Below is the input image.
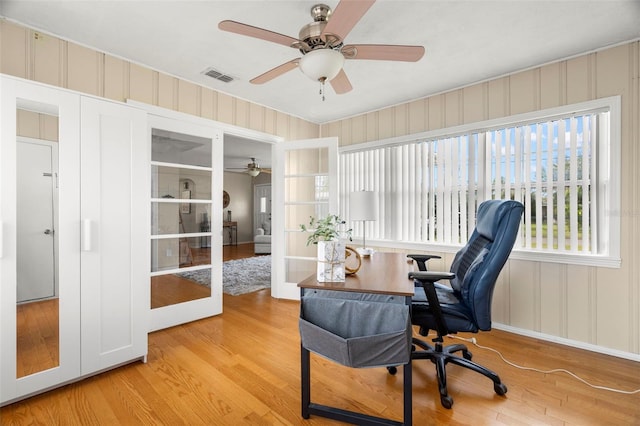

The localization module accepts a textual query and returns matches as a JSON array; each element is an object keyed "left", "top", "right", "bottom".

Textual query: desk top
[{"left": 297, "top": 252, "right": 415, "bottom": 297}]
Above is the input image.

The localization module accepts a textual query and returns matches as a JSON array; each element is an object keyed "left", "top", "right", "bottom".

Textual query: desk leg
[
  {"left": 301, "top": 344, "right": 311, "bottom": 419},
  {"left": 404, "top": 361, "right": 412, "bottom": 425},
  {"left": 300, "top": 343, "right": 408, "bottom": 425}
]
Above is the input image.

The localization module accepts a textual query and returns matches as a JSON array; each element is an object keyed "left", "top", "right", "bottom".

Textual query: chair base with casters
[
  {"left": 412, "top": 336, "right": 507, "bottom": 408},
  {"left": 388, "top": 336, "right": 507, "bottom": 409},
  {"left": 392, "top": 199, "right": 523, "bottom": 409}
]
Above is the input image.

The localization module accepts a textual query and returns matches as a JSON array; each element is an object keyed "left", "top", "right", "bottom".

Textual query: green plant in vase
[
  {"left": 300, "top": 214, "right": 352, "bottom": 245},
  {"left": 300, "top": 214, "right": 352, "bottom": 282}
]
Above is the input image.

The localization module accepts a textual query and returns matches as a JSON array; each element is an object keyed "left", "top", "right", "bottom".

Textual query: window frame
[{"left": 339, "top": 96, "right": 621, "bottom": 268}]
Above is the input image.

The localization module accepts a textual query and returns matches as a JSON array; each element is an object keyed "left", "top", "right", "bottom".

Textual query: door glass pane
[
  {"left": 285, "top": 147, "right": 328, "bottom": 174},
  {"left": 152, "top": 129, "right": 212, "bottom": 167},
  {"left": 16, "top": 103, "right": 60, "bottom": 378},
  {"left": 286, "top": 231, "right": 316, "bottom": 258},
  {"left": 151, "top": 267, "right": 211, "bottom": 309},
  {"left": 151, "top": 128, "right": 213, "bottom": 309},
  {"left": 285, "top": 258, "right": 315, "bottom": 283},
  {"left": 151, "top": 203, "right": 211, "bottom": 235},
  {"left": 151, "top": 236, "right": 210, "bottom": 272},
  {"left": 151, "top": 166, "right": 212, "bottom": 199},
  {"left": 285, "top": 176, "right": 329, "bottom": 203},
  {"left": 286, "top": 204, "right": 329, "bottom": 231}
]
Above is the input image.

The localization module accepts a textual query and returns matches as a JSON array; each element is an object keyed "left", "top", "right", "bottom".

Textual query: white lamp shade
[
  {"left": 247, "top": 169, "right": 260, "bottom": 177},
  {"left": 349, "top": 191, "right": 378, "bottom": 221},
  {"left": 299, "top": 49, "right": 345, "bottom": 82}
]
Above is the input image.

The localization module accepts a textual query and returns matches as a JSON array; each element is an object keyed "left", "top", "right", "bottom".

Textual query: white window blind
[{"left": 340, "top": 98, "right": 619, "bottom": 264}]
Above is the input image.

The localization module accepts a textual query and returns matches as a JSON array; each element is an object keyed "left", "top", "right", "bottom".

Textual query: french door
[
  {"left": 272, "top": 137, "right": 339, "bottom": 300},
  {"left": 147, "top": 113, "right": 224, "bottom": 331}
]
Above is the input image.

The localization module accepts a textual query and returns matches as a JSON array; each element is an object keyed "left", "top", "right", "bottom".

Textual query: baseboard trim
[{"left": 493, "top": 323, "right": 640, "bottom": 362}]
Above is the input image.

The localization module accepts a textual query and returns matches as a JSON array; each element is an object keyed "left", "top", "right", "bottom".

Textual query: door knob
[{"left": 44, "top": 229, "right": 53, "bottom": 235}]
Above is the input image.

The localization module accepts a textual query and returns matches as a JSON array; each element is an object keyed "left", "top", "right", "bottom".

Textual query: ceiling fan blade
[
  {"left": 250, "top": 59, "right": 299, "bottom": 84},
  {"left": 343, "top": 44, "right": 425, "bottom": 62},
  {"left": 321, "top": 0, "right": 375, "bottom": 41},
  {"left": 219, "top": 20, "right": 299, "bottom": 48},
  {"left": 330, "top": 69, "right": 353, "bottom": 94}
]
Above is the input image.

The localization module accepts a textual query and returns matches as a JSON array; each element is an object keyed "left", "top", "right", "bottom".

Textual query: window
[{"left": 340, "top": 97, "right": 620, "bottom": 267}]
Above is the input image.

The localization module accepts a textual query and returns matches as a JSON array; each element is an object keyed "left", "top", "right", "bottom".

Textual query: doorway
[{"left": 16, "top": 138, "right": 58, "bottom": 303}]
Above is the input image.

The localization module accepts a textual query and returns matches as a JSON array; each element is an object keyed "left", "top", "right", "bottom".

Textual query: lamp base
[{"left": 357, "top": 247, "right": 375, "bottom": 257}]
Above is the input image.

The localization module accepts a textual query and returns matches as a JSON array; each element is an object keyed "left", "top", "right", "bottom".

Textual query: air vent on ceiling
[{"left": 202, "top": 67, "right": 234, "bottom": 83}]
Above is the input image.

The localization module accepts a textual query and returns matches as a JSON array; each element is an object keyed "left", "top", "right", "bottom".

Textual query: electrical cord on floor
[{"left": 446, "top": 334, "right": 640, "bottom": 395}]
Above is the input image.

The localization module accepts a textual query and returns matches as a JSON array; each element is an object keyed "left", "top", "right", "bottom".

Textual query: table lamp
[{"left": 349, "top": 190, "right": 378, "bottom": 257}]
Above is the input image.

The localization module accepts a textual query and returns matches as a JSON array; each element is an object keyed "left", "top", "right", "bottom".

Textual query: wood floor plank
[{"left": 3, "top": 246, "right": 639, "bottom": 425}]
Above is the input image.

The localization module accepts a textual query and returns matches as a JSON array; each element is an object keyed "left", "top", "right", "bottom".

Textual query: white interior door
[
  {"left": 16, "top": 138, "right": 57, "bottom": 302},
  {"left": 272, "top": 137, "right": 339, "bottom": 300},
  {"left": 147, "top": 112, "right": 224, "bottom": 332},
  {"left": 79, "top": 97, "right": 148, "bottom": 374}
]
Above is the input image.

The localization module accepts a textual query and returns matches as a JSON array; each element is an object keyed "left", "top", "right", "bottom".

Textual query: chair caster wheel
[
  {"left": 440, "top": 395, "right": 453, "bottom": 409},
  {"left": 494, "top": 382, "right": 508, "bottom": 395},
  {"left": 387, "top": 366, "right": 397, "bottom": 375},
  {"left": 463, "top": 350, "right": 473, "bottom": 360}
]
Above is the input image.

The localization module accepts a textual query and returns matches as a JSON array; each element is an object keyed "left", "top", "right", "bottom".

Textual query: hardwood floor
[
  {"left": 16, "top": 298, "right": 59, "bottom": 378},
  {"left": 4, "top": 246, "right": 639, "bottom": 424},
  {"left": 223, "top": 243, "right": 261, "bottom": 262},
  {"left": 152, "top": 243, "right": 261, "bottom": 308}
]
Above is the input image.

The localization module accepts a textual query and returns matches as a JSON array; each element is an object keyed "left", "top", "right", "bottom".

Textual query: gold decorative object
[{"left": 344, "top": 245, "right": 362, "bottom": 275}]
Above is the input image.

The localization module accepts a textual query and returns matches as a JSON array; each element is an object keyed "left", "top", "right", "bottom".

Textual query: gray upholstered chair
[
  {"left": 254, "top": 222, "right": 271, "bottom": 254},
  {"left": 401, "top": 199, "right": 523, "bottom": 408}
]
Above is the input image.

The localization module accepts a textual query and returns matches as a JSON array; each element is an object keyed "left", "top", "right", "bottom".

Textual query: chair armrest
[
  {"left": 409, "top": 270, "right": 454, "bottom": 340},
  {"left": 408, "top": 271, "right": 455, "bottom": 282},
  {"left": 407, "top": 254, "right": 442, "bottom": 271}
]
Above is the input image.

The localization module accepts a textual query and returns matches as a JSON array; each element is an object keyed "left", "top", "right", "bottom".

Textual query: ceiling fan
[
  {"left": 228, "top": 158, "right": 271, "bottom": 177},
  {"left": 218, "top": 0, "right": 425, "bottom": 97}
]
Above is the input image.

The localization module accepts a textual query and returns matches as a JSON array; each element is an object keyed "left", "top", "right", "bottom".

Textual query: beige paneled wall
[
  {"left": 223, "top": 172, "right": 254, "bottom": 244},
  {"left": 323, "top": 41, "right": 640, "bottom": 357},
  {"left": 0, "top": 20, "right": 319, "bottom": 141},
  {"left": 17, "top": 110, "right": 58, "bottom": 141}
]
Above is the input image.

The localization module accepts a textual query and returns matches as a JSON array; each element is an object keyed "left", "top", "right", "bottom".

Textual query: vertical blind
[{"left": 340, "top": 110, "right": 609, "bottom": 255}]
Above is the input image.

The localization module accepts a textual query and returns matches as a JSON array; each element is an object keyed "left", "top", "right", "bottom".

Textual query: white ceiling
[
  {"left": 2, "top": 0, "right": 639, "bottom": 168},
  {"left": 223, "top": 135, "right": 273, "bottom": 171}
]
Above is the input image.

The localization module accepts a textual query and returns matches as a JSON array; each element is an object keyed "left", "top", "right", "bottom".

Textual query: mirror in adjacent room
[
  {"left": 15, "top": 101, "right": 60, "bottom": 378},
  {"left": 150, "top": 129, "right": 213, "bottom": 309}
]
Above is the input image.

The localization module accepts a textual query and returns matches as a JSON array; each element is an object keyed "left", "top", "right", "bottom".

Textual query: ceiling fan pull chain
[{"left": 320, "top": 80, "right": 326, "bottom": 101}]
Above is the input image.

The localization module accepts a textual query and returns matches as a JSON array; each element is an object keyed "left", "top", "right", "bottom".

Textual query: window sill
[
  {"left": 509, "top": 249, "right": 621, "bottom": 269},
  {"left": 367, "top": 239, "right": 621, "bottom": 269}
]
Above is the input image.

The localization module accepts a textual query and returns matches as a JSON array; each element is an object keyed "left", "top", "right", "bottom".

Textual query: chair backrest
[{"left": 448, "top": 199, "right": 523, "bottom": 330}]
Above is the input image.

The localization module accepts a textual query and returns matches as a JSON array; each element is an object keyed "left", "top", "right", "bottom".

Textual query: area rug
[{"left": 177, "top": 255, "right": 271, "bottom": 296}]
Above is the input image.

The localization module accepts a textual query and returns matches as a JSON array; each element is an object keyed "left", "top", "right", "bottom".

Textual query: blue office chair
[{"left": 403, "top": 199, "right": 523, "bottom": 408}]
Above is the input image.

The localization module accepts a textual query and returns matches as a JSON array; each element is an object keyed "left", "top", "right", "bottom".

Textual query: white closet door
[
  {"left": 1, "top": 76, "right": 82, "bottom": 404},
  {"left": 79, "top": 97, "right": 148, "bottom": 374}
]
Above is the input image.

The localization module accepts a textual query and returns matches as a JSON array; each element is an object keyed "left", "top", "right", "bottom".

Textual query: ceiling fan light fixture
[
  {"left": 247, "top": 168, "right": 260, "bottom": 177},
  {"left": 299, "top": 49, "right": 344, "bottom": 82}
]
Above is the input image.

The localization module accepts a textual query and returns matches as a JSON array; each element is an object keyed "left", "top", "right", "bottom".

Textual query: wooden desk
[
  {"left": 222, "top": 221, "right": 237, "bottom": 246},
  {"left": 298, "top": 253, "right": 415, "bottom": 426}
]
